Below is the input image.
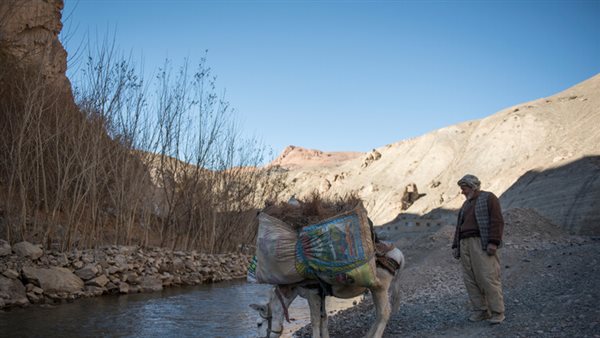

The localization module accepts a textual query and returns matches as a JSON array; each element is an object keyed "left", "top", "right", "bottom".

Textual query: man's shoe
[
  {"left": 488, "top": 312, "right": 505, "bottom": 324},
  {"left": 468, "top": 311, "right": 490, "bottom": 322}
]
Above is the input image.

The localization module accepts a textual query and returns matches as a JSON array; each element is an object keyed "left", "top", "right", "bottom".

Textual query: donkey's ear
[
  {"left": 249, "top": 303, "right": 270, "bottom": 317},
  {"left": 249, "top": 303, "right": 266, "bottom": 312}
]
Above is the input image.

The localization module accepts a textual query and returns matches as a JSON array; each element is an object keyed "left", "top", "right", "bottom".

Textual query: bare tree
[{"left": 0, "top": 20, "right": 285, "bottom": 252}]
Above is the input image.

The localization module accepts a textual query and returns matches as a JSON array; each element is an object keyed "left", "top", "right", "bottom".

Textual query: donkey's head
[{"left": 249, "top": 287, "right": 283, "bottom": 337}]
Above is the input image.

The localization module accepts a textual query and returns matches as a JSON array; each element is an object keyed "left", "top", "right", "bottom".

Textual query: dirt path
[{"left": 293, "top": 210, "right": 600, "bottom": 337}]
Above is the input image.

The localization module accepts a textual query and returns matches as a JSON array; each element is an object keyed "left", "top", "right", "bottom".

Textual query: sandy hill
[{"left": 274, "top": 74, "right": 600, "bottom": 235}]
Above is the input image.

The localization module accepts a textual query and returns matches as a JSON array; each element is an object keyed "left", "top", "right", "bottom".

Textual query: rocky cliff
[
  {"left": 274, "top": 74, "right": 600, "bottom": 235},
  {"left": 270, "top": 145, "right": 363, "bottom": 170},
  {"left": 0, "top": 0, "right": 72, "bottom": 95}
]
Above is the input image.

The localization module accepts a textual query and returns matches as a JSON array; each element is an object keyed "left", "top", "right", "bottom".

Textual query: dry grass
[{"left": 262, "top": 192, "right": 363, "bottom": 229}]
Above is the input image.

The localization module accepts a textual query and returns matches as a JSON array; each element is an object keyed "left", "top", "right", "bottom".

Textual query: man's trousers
[{"left": 460, "top": 237, "right": 505, "bottom": 314}]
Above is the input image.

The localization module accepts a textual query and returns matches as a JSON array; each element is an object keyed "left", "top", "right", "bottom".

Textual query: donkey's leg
[
  {"left": 303, "top": 288, "right": 323, "bottom": 337},
  {"left": 320, "top": 298, "right": 330, "bottom": 338},
  {"left": 366, "top": 284, "right": 391, "bottom": 338},
  {"left": 321, "top": 311, "right": 330, "bottom": 338}
]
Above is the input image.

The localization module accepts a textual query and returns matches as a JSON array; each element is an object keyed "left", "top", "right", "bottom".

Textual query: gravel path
[{"left": 293, "top": 209, "right": 600, "bottom": 337}]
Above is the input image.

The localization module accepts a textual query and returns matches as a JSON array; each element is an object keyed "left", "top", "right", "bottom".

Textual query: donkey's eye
[{"left": 257, "top": 322, "right": 262, "bottom": 327}]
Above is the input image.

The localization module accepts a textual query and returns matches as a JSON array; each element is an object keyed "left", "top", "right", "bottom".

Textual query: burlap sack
[{"left": 254, "top": 212, "right": 304, "bottom": 284}]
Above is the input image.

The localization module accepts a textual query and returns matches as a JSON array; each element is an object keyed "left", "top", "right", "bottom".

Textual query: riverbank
[{"left": 0, "top": 241, "right": 251, "bottom": 310}]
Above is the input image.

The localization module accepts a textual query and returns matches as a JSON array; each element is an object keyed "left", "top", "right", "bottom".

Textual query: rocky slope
[
  {"left": 273, "top": 74, "right": 600, "bottom": 235},
  {"left": 293, "top": 208, "right": 600, "bottom": 337}
]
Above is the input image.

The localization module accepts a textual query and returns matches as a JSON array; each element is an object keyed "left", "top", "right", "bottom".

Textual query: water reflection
[
  {"left": 0, "top": 280, "right": 361, "bottom": 338},
  {"left": 0, "top": 280, "right": 272, "bottom": 338}
]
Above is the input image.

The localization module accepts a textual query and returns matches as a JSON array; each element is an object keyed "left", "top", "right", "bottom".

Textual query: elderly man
[{"left": 452, "top": 174, "right": 505, "bottom": 324}]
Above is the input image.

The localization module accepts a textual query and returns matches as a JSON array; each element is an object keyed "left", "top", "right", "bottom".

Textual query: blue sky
[{"left": 62, "top": 0, "right": 600, "bottom": 155}]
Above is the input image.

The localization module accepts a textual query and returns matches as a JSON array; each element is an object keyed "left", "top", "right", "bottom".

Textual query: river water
[{"left": 0, "top": 280, "right": 361, "bottom": 338}]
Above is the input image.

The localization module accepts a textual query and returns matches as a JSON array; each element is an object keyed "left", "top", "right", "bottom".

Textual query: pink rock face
[{"left": 269, "top": 145, "right": 363, "bottom": 170}]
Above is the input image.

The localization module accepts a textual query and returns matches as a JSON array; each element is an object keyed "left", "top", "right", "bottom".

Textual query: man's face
[{"left": 460, "top": 185, "right": 474, "bottom": 198}]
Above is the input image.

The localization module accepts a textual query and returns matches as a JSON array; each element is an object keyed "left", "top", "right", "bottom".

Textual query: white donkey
[{"left": 250, "top": 247, "right": 405, "bottom": 338}]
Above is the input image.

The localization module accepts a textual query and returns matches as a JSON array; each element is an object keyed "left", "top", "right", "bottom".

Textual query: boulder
[
  {"left": 112, "top": 255, "right": 129, "bottom": 272},
  {"left": 84, "top": 285, "right": 105, "bottom": 297},
  {"left": 2, "top": 269, "right": 19, "bottom": 279},
  {"left": 52, "top": 253, "right": 70, "bottom": 267},
  {"left": 85, "top": 275, "right": 109, "bottom": 288},
  {"left": 27, "top": 292, "right": 43, "bottom": 304},
  {"left": 0, "top": 239, "right": 11, "bottom": 256},
  {"left": 118, "top": 282, "right": 130, "bottom": 294},
  {"left": 401, "top": 183, "right": 424, "bottom": 210},
  {"left": 106, "top": 266, "right": 120, "bottom": 275},
  {"left": 319, "top": 179, "right": 332, "bottom": 193},
  {"left": 128, "top": 284, "right": 140, "bottom": 294},
  {"left": 159, "top": 262, "right": 173, "bottom": 273},
  {"left": 105, "top": 282, "right": 119, "bottom": 294},
  {"left": 172, "top": 257, "right": 185, "bottom": 272},
  {"left": 139, "top": 276, "right": 163, "bottom": 293},
  {"left": 0, "top": 275, "right": 28, "bottom": 307},
  {"left": 124, "top": 272, "right": 139, "bottom": 284},
  {"left": 12, "top": 241, "right": 43, "bottom": 260},
  {"left": 81, "top": 254, "right": 94, "bottom": 264},
  {"left": 75, "top": 264, "right": 98, "bottom": 280},
  {"left": 22, "top": 266, "right": 84, "bottom": 293},
  {"left": 361, "top": 149, "right": 382, "bottom": 168}
]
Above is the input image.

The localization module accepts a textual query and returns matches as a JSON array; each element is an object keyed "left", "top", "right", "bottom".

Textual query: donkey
[{"left": 250, "top": 246, "right": 405, "bottom": 338}]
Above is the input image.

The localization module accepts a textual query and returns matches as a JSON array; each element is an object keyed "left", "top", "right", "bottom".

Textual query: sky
[{"left": 62, "top": 0, "right": 600, "bottom": 156}]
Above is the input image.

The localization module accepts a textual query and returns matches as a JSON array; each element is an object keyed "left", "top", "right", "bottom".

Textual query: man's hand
[{"left": 486, "top": 243, "right": 498, "bottom": 256}]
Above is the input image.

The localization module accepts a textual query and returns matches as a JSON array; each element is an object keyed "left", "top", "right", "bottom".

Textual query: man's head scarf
[{"left": 457, "top": 174, "right": 481, "bottom": 190}]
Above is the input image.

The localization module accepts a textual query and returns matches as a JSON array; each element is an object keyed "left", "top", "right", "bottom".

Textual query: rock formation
[
  {"left": 400, "top": 183, "right": 423, "bottom": 210},
  {"left": 274, "top": 74, "right": 600, "bottom": 235},
  {"left": 270, "top": 145, "right": 363, "bottom": 170},
  {"left": 0, "top": 0, "right": 72, "bottom": 95}
]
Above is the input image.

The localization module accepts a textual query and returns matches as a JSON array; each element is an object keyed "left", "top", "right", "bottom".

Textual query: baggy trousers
[{"left": 460, "top": 237, "right": 505, "bottom": 314}]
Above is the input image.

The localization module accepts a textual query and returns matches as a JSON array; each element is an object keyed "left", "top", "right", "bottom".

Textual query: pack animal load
[{"left": 248, "top": 197, "right": 377, "bottom": 287}]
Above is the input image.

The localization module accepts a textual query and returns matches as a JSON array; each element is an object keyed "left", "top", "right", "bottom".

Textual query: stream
[{"left": 0, "top": 280, "right": 360, "bottom": 337}]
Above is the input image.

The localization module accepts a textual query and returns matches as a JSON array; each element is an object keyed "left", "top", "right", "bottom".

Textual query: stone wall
[{"left": 0, "top": 240, "right": 251, "bottom": 309}]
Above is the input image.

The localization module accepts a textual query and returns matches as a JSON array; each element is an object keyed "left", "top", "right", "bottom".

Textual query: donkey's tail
[{"left": 389, "top": 248, "right": 406, "bottom": 314}]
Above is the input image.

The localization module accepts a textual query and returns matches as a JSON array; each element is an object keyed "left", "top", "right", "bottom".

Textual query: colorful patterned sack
[
  {"left": 295, "top": 204, "right": 377, "bottom": 287},
  {"left": 246, "top": 255, "right": 258, "bottom": 283}
]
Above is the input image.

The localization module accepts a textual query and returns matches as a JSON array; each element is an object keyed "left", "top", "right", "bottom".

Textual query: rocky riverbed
[
  {"left": 0, "top": 241, "right": 250, "bottom": 310},
  {"left": 294, "top": 208, "right": 600, "bottom": 337}
]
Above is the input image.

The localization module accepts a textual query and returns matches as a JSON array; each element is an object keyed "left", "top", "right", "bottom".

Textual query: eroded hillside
[{"left": 273, "top": 74, "right": 600, "bottom": 234}]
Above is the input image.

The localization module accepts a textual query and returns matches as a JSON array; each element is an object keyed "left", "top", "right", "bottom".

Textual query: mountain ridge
[{"left": 274, "top": 73, "right": 600, "bottom": 234}]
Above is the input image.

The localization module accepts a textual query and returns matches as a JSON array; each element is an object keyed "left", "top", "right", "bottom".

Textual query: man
[{"left": 452, "top": 174, "right": 505, "bottom": 324}]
